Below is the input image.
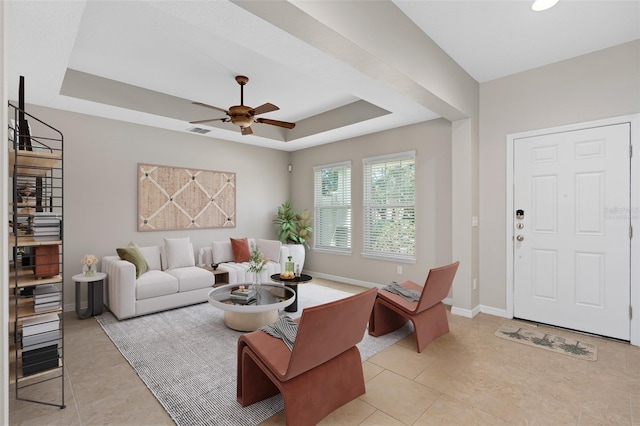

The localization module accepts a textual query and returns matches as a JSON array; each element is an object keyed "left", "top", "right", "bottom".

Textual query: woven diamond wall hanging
[{"left": 138, "top": 163, "right": 236, "bottom": 231}]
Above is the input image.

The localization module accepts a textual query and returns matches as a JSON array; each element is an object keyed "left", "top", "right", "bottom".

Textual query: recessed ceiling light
[{"left": 532, "top": 0, "right": 559, "bottom": 12}]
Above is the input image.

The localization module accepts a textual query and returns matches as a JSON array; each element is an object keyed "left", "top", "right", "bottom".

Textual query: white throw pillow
[
  {"left": 212, "top": 241, "right": 234, "bottom": 264},
  {"left": 138, "top": 245, "right": 162, "bottom": 271},
  {"left": 164, "top": 237, "right": 195, "bottom": 269},
  {"left": 256, "top": 239, "right": 282, "bottom": 264}
]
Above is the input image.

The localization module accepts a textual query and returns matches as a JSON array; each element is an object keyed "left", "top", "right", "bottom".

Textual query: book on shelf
[
  {"left": 34, "top": 296, "right": 61, "bottom": 306},
  {"left": 22, "top": 329, "right": 60, "bottom": 351},
  {"left": 34, "top": 301, "right": 62, "bottom": 313},
  {"left": 30, "top": 212, "right": 62, "bottom": 218},
  {"left": 31, "top": 226, "right": 60, "bottom": 233},
  {"left": 22, "top": 345, "right": 60, "bottom": 376},
  {"left": 32, "top": 231, "right": 61, "bottom": 237},
  {"left": 33, "top": 284, "right": 60, "bottom": 298},
  {"left": 22, "top": 313, "right": 60, "bottom": 337},
  {"left": 32, "top": 235, "right": 61, "bottom": 242},
  {"left": 34, "top": 292, "right": 61, "bottom": 303}
]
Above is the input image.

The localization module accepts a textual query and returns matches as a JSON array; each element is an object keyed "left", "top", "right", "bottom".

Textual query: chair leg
[
  {"left": 237, "top": 346, "right": 280, "bottom": 406},
  {"left": 412, "top": 302, "right": 449, "bottom": 353},
  {"left": 280, "top": 346, "right": 365, "bottom": 426},
  {"left": 368, "top": 299, "right": 409, "bottom": 337}
]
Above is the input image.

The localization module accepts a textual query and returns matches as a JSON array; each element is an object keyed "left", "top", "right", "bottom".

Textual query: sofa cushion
[
  {"left": 164, "top": 237, "right": 195, "bottom": 269},
  {"left": 230, "top": 237, "right": 250, "bottom": 262},
  {"left": 166, "top": 267, "right": 214, "bottom": 292},
  {"left": 138, "top": 245, "right": 162, "bottom": 271},
  {"left": 136, "top": 270, "right": 179, "bottom": 300},
  {"left": 256, "top": 239, "right": 282, "bottom": 264},
  {"left": 212, "top": 241, "right": 234, "bottom": 264},
  {"left": 117, "top": 243, "right": 149, "bottom": 278}
]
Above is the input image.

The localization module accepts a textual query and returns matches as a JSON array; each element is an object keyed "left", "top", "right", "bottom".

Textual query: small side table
[
  {"left": 270, "top": 273, "right": 312, "bottom": 312},
  {"left": 73, "top": 272, "right": 107, "bottom": 319},
  {"left": 197, "top": 264, "right": 229, "bottom": 286}
]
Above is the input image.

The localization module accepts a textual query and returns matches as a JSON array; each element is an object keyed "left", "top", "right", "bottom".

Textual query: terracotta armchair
[
  {"left": 369, "top": 261, "right": 459, "bottom": 353},
  {"left": 237, "top": 287, "right": 378, "bottom": 426}
]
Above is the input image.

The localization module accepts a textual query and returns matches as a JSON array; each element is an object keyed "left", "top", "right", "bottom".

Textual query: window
[
  {"left": 363, "top": 151, "right": 415, "bottom": 262},
  {"left": 313, "top": 161, "right": 351, "bottom": 253}
]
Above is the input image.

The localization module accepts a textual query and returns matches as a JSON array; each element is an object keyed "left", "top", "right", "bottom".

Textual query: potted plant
[{"left": 273, "top": 200, "right": 313, "bottom": 270}]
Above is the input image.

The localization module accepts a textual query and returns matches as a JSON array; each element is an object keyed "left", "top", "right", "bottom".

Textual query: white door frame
[{"left": 506, "top": 114, "right": 640, "bottom": 346}]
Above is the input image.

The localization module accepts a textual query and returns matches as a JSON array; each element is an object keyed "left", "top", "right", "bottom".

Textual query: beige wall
[
  {"left": 292, "top": 119, "right": 453, "bottom": 287},
  {"left": 479, "top": 40, "right": 640, "bottom": 310},
  {"left": 22, "top": 105, "right": 291, "bottom": 309}
]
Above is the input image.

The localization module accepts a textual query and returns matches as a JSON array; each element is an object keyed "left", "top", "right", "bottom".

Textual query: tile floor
[{"left": 9, "top": 279, "right": 640, "bottom": 425}]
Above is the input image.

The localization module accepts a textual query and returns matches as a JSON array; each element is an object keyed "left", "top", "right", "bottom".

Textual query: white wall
[
  {"left": 21, "top": 105, "right": 291, "bottom": 309},
  {"left": 479, "top": 40, "right": 640, "bottom": 311},
  {"left": 292, "top": 119, "right": 453, "bottom": 288}
]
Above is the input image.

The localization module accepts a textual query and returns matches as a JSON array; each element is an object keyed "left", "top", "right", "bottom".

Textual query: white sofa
[
  {"left": 102, "top": 238, "right": 214, "bottom": 320},
  {"left": 198, "top": 238, "right": 287, "bottom": 285}
]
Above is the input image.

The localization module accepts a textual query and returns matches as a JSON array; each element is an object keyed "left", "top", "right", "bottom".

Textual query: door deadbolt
[
  {"left": 516, "top": 235, "right": 524, "bottom": 241},
  {"left": 516, "top": 223, "right": 524, "bottom": 229}
]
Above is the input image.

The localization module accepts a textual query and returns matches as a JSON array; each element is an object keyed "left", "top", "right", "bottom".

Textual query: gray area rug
[{"left": 96, "top": 284, "right": 412, "bottom": 426}]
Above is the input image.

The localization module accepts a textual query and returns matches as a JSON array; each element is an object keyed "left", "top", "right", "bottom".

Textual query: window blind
[
  {"left": 363, "top": 151, "right": 415, "bottom": 261},
  {"left": 313, "top": 161, "right": 352, "bottom": 253}
]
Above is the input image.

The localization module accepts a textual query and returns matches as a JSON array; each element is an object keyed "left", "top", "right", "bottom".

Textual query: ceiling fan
[{"left": 190, "top": 75, "right": 296, "bottom": 135}]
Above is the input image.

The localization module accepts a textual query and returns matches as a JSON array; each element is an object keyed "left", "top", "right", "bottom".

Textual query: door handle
[{"left": 516, "top": 235, "right": 524, "bottom": 241}]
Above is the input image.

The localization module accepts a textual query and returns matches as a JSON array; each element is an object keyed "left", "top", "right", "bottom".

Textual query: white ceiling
[{"left": 7, "top": 0, "right": 640, "bottom": 151}]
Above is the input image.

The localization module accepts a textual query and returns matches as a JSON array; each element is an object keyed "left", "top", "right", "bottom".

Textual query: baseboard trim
[
  {"left": 451, "top": 305, "right": 479, "bottom": 318},
  {"left": 305, "top": 270, "right": 380, "bottom": 289},
  {"left": 479, "top": 305, "right": 510, "bottom": 318},
  {"left": 306, "top": 271, "right": 512, "bottom": 321}
]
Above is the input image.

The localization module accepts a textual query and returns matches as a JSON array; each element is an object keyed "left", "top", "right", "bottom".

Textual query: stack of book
[
  {"left": 229, "top": 286, "right": 257, "bottom": 304},
  {"left": 33, "top": 284, "right": 61, "bottom": 313},
  {"left": 29, "top": 212, "right": 62, "bottom": 241},
  {"left": 21, "top": 313, "right": 60, "bottom": 376}
]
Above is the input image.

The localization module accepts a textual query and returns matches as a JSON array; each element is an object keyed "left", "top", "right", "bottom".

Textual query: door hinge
[
  {"left": 631, "top": 224, "right": 633, "bottom": 239},
  {"left": 630, "top": 305, "right": 633, "bottom": 320},
  {"left": 630, "top": 144, "right": 633, "bottom": 158}
]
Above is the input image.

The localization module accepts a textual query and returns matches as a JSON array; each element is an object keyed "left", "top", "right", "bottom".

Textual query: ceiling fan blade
[
  {"left": 241, "top": 126, "right": 253, "bottom": 135},
  {"left": 255, "top": 118, "right": 296, "bottom": 129},
  {"left": 189, "top": 118, "right": 227, "bottom": 124},
  {"left": 192, "top": 101, "right": 229, "bottom": 114},
  {"left": 253, "top": 103, "right": 279, "bottom": 116}
]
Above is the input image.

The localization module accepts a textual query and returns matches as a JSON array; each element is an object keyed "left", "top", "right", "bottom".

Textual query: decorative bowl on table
[{"left": 279, "top": 271, "right": 295, "bottom": 279}]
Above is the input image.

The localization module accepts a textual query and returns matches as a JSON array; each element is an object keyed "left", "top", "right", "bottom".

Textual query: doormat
[{"left": 495, "top": 324, "right": 597, "bottom": 361}]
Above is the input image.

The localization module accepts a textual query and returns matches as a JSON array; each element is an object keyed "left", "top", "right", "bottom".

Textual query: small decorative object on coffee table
[
  {"left": 270, "top": 273, "right": 312, "bottom": 312},
  {"left": 208, "top": 283, "right": 295, "bottom": 331}
]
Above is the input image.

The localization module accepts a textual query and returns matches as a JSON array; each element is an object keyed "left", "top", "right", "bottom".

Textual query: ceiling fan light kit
[
  {"left": 531, "top": 0, "right": 559, "bottom": 12},
  {"left": 190, "top": 75, "right": 296, "bottom": 136}
]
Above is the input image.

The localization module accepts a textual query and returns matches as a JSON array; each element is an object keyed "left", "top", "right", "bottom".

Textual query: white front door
[{"left": 513, "top": 123, "right": 631, "bottom": 340}]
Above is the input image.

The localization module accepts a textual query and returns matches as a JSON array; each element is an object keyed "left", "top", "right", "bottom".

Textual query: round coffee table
[
  {"left": 270, "top": 273, "right": 312, "bottom": 312},
  {"left": 208, "top": 283, "right": 295, "bottom": 331}
]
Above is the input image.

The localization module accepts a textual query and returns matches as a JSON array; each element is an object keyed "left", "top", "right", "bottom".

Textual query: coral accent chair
[
  {"left": 369, "top": 261, "right": 460, "bottom": 353},
  {"left": 237, "top": 287, "right": 378, "bottom": 426}
]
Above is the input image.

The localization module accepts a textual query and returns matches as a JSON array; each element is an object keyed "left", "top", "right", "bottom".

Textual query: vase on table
[
  {"left": 83, "top": 264, "right": 96, "bottom": 277},
  {"left": 251, "top": 271, "right": 262, "bottom": 302}
]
